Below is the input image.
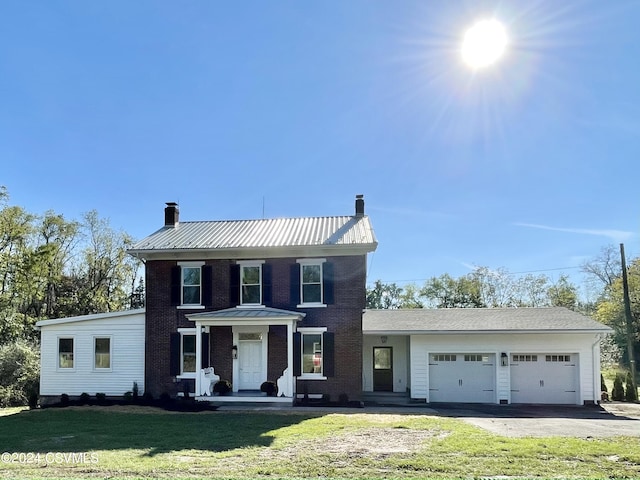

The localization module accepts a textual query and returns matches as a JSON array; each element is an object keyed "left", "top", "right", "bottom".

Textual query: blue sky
[{"left": 1, "top": 1, "right": 638, "bottom": 298}]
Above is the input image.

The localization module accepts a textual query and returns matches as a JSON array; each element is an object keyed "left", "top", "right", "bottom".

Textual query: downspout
[{"left": 592, "top": 333, "right": 605, "bottom": 405}]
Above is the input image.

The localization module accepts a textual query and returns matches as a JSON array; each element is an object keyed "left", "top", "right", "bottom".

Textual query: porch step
[{"left": 362, "top": 391, "right": 413, "bottom": 406}]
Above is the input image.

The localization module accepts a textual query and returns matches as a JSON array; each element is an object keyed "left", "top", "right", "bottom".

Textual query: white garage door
[
  {"left": 510, "top": 353, "right": 578, "bottom": 404},
  {"left": 429, "top": 353, "right": 495, "bottom": 403}
]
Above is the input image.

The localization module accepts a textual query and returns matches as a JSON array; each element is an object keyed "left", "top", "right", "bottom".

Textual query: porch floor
[{"left": 196, "top": 390, "right": 294, "bottom": 404}]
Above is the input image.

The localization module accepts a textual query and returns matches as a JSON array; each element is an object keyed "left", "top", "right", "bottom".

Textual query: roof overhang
[
  {"left": 35, "top": 309, "right": 146, "bottom": 329},
  {"left": 128, "top": 243, "right": 378, "bottom": 262},
  {"left": 364, "top": 328, "right": 613, "bottom": 335},
  {"left": 186, "top": 306, "right": 306, "bottom": 327}
]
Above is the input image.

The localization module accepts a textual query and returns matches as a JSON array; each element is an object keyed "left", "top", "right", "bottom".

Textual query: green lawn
[{"left": 0, "top": 406, "right": 638, "bottom": 479}]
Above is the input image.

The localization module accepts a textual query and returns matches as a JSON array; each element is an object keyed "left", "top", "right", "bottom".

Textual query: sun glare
[{"left": 461, "top": 19, "right": 508, "bottom": 69}]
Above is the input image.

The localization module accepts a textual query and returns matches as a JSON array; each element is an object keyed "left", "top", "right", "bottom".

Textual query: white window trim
[
  {"left": 93, "top": 336, "right": 112, "bottom": 372},
  {"left": 298, "top": 327, "right": 327, "bottom": 380},
  {"left": 237, "top": 260, "right": 265, "bottom": 306},
  {"left": 297, "top": 258, "right": 327, "bottom": 308},
  {"left": 57, "top": 336, "right": 75, "bottom": 371},
  {"left": 178, "top": 261, "right": 205, "bottom": 308},
  {"left": 177, "top": 328, "right": 197, "bottom": 379}
]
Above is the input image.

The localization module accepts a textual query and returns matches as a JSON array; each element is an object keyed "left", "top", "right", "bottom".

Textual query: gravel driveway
[{"left": 431, "top": 402, "right": 640, "bottom": 438}]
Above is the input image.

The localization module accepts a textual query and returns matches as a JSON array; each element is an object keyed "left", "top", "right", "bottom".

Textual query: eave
[{"left": 128, "top": 242, "right": 378, "bottom": 261}]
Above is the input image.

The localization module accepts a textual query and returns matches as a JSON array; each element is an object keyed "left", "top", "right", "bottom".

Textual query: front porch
[
  {"left": 186, "top": 306, "right": 306, "bottom": 403},
  {"left": 194, "top": 390, "right": 294, "bottom": 404}
]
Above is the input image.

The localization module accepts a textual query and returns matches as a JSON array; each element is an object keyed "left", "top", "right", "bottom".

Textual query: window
[
  {"left": 239, "top": 262, "right": 263, "bottom": 305},
  {"left": 182, "top": 266, "right": 201, "bottom": 305},
  {"left": 94, "top": 337, "right": 111, "bottom": 369},
  {"left": 512, "top": 355, "right": 538, "bottom": 362},
  {"left": 295, "top": 328, "right": 333, "bottom": 379},
  {"left": 302, "top": 333, "right": 323, "bottom": 375},
  {"left": 182, "top": 334, "right": 196, "bottom": 373},
  {"left": 58, "top": 338, "right": 74, "bottom": 369},
  {"left": 296, "top": 259, "right": 326, "bottom": 306},
  {"left": 433, "top": 354, "right": 456, "bottom": 362},
  {"left": 545, "top": 354, "right": 571, "bottom": 362},
  {"left": 464, "top": 354, "right": 488, "bottom": 362}
]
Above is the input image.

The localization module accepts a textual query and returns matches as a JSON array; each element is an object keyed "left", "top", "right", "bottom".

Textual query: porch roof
[
  {"left": 362, "top": 307, "right": 612, "bottom": 335},
  {"left": 187, "top": 306, "right": 305, "bottom": 325}
]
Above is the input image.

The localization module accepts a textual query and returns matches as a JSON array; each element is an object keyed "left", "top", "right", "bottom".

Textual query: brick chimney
[
  {"left": 355, "top": 194, "right": 365, "bottom": 217},
  {"left": 164, "top": 202, "right": 179, "bottom": 227}
]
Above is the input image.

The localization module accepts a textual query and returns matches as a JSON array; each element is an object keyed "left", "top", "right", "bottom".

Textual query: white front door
[{"left": 238, "top": 340, "right": 263, "bottom": 390}]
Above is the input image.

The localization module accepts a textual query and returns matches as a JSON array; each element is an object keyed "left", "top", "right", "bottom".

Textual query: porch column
[
  {"left": 195, "top": 321, "right": 202, "bottom": 397},
  {"left": 287, "top": 321, "right": 294, "bottom": 397}
]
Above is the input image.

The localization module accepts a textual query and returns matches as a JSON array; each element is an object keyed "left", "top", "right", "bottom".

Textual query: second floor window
[
  {"left": 182, "top": 266, "right": 201, "bottom": 305},
  {"left": 241, "top": 264, "right": 262, "bottom": 305},
  {"left": 301, "top": 263, "right": 322, "bottom": 304}
]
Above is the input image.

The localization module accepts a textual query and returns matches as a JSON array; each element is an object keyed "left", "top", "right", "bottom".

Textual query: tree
[
  {"left": 0, "top": 340, "right": 39, "bottom": 407},
  {"left": 625, "top": 371, "right": 638, "bottom": 402},
  {"left": 70, "top": 211, "right": 142, "bottom": 314},
  {"left": 547, "top": 275, "right": 578, "bottom": 310},
  {"left": 593, "top": 258, "right": 640, "bottom": 371},
  {"left": 420, "top": 273, "right": 484, "bottom": 308},
  {"left": 612, "top": 374, "right": 625, "bottom": 401},
  {"left": 366, "top": 280, "right": 422, "bottom": 309}
]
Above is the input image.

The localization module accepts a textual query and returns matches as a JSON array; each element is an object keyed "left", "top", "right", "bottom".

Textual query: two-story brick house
[
  {"left": 36, "top": 195, "right": 612, "bottom": 407},
  {"left": 127, "top": 195, "right": 377, "bottom": 403}
]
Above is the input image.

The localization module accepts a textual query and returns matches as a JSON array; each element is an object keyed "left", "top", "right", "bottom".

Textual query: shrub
[
  {"left": 95, "top": 393, "right": 107, "bottom": 405},
  {"left": 625, "top": 372, "right": 638, "bottom": 402},
  {"left": 260, "top": 381, "right": 278, "bottom": 396},
  {"left": 601, "top": 374, "right": 607, "bottom": 393},
  {"left": 213, "top": 380, "right": 232, "bottom": 395},
  {"left": 141, "top": 391, "right": 154, "bottom": 405},
  {"left": 612, "top": 374, "right": 625, "bottom": 401},
  {"left": 123, "top": 391, "right": 133, "bottom": 402},
  {"left": 28, "top": 391, "right": 38, "bottom": 409},
  {"left": 132, "top": 382, "right": 139, "bottom": 401},
  {"left": 60, "top": 394, "right": 70, "bottom": 406},
  {"left": 0, "top": 341, "right": 40, "bottom": 407},
  {"left": 79, "top": 392, "right": 91, "bottom": 405},
  {"left": 159, "top": 392, "right": 171, "bottom": 404}
]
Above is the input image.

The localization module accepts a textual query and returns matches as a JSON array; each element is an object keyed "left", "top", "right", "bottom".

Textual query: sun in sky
[{"left": 461, "top": 18, "right": 508, "bottom": 69}]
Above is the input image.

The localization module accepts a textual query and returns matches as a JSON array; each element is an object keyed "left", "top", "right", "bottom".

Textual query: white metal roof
[
  {"left": 129, "top": 215, "right": 377, "bottom": 259},
  {"left": 362, "top": 307, "right": 613, "bottom": 334},
  {"left": 35, "top": 309, "right": 146, "bottom": 328}
]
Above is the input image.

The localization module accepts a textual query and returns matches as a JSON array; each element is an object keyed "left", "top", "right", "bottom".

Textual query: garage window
[
  {"left": 546, "top": 355, "right": 570, "bottom": 362},
  {"left": 464, "top": 354, "right": 488, "bottom": 362},
  {"left": 513, "top": 354, "right": 538, "bottom": 362},
  {"left": 433, "top": 354, "right": 456, "bottom": 362}
]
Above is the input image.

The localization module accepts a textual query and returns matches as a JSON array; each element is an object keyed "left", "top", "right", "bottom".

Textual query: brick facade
[{"left": 144, "top": 254, "right": 367, "bottom": 401}]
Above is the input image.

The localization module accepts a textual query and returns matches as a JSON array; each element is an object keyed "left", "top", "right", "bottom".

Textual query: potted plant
[
  {"left": 260, "top": 381, "right": 278, "bottom": 397},
  {"left": 213, "top": 380, "right": 232, "bottom": 396}
]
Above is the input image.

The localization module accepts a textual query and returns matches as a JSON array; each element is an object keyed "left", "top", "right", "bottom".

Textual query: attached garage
[
  {"left": 429, "top": 353, "right": 495, "bottom": 403},
  {"left": 362, "top": 307, "right": 612, "bottom": 406},
  {"left": 510, "top": 353, "right": 578, "bottom": 404}
]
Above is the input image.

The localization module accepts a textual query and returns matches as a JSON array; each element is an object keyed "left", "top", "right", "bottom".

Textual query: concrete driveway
[{"left": 431, "top": 402, "right": 640, "bottom": 438}]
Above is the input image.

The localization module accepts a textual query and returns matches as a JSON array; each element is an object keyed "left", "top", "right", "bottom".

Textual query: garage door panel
[
  {"left": 429, "top": 353, "right": 495, "bottom": 403},
  {"left": 510, "top": 353, "right": 577, "bottom": 404}
]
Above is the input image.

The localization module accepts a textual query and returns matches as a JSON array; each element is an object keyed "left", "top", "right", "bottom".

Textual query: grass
[{"left": 0, "top": 406, "right": 638, "bottom": 479}]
